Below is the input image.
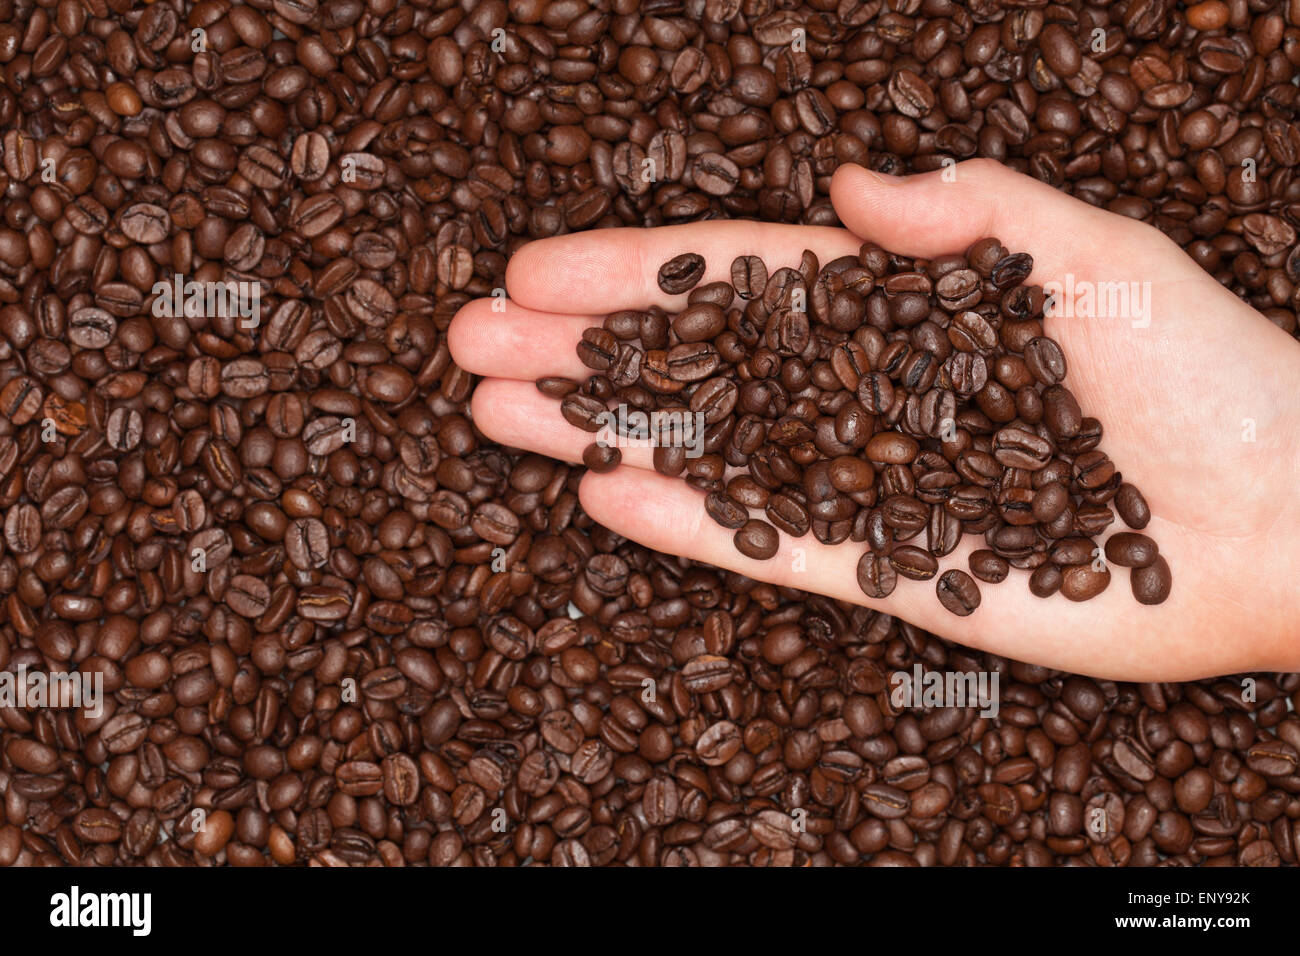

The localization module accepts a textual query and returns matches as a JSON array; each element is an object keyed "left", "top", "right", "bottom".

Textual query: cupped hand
[{"left": 449, "top": 159, "right": 1300, "bottom": 681}]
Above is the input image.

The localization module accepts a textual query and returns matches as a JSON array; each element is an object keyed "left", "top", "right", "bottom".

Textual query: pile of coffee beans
[
  {"left": 0, "top": 0, "right": 1296, "bottom": 868},
  {"left": 555, "top": 240, "right": 1170, "bottom": 616}
]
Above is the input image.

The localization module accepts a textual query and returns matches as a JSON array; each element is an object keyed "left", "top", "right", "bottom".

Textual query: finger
[
  {"left": 469, "top": 378, "right": 660, "bottom": 470},
  {"left": 504, "top": 221, "right": 861, "bottom": 313},
  {"left": 829, "top": 160, "right": 1189, "bottom": 283},
  {"left": 448, "top": 298, "right": 593, "bottom": 380},
  {"left": 577, "top": 467, "right": 1190, "bottom": 679}
]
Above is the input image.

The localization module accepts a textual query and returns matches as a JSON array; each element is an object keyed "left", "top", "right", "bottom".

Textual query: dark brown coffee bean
[
  {"left": 731, "top": 256, "right": 767, "bottom": 300},
  {"left": 1060, "top": 564, "right": 1111, "bottom": 602},
  {"left": 1024, "top": 337, "right": 1068, "bottom": 385},
  {"left": 68, "top": 307, "right": 117, "bottom": 349},
  {"left": 936, "top": 569, "right": 981, "bottom": 616},
  {"left": 705, "top": 493, "right": 748, "bottom": 530},
  {"left": 582, "top": 443, "right": 621, "bottom": 473},
  {"left": 658, "top": 253, "right": 706, "bottom": 295},
  {"left": 291, "top": 131, "right": 330, "bottom": 180},
  {"left": 889, "top": 545, "right": 939, "bottom": 581},
  {"left": 119, "top": 203, "right": 171, "bottom": 243},
  {"left": 1029, "top": 564, "right": 1063, "bottom": 598},
  {"left": 1131, "top": 556, "right": 1173, "bottom": 606},
  {"left": 966, "top": 550, "right": 1007, "bottom": 584},
  {"left": 1115, "top": 483, "right": 1151, "bottom": 530},
  {"left": 1104, "top": 532, "right": 1159, "bottom": 568},
  {"left": 853, "top": 549, "right": 896, "bottom": 599},
  {"left": 734, "top": 519, "right": 779, "bottom": 560}
]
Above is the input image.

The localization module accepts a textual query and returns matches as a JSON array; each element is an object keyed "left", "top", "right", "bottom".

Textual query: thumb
[{"left": 829, "top": 159, "right": 1188, "bottom": 284}]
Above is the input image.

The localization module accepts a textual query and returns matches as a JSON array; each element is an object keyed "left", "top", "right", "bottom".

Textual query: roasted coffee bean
[
  {"left": 766, "top": 492, "right": 812, "bottom": 538},
  {"left": 0, "top": 0, "right": 1230, "bottom": 870},
  {"left": 1245, "top": 740, "right": 1299, "bottom": 777},
  {"left": 537, "top": 377, "right": 579, "bottom": 399},
  {"left": 291, "top": 132, "right": 330, "bottom": 180},
  {"left": 582, "top": 443, "right": 621, "bottom": 474},
  {"left": 889, "top": 546, "right": 939, "bottom": 582},
  {"left": 1029, "top": 564, "right": 1063, "bottom": 599},
  {"left": 936, "top": 570, "right": 981, "bottom": 617},
  {"left": 561, "top": 394, "right": 609, "bottom": 432},
  {"left": 119, "top": 203, "right": 170, "bottom": 244},
  {"left": 705, "top": 493, "right": 749, "bottom": 530},
  {"left": 693, "top": 153, "right": 740, "bottom": 195},
  {"left": 666, "top": 343, "right": 721, "bottom": 382},
  {"left": 552, "top": 233, "right": 1171, "bottom": 623},
  {"left": 1115, "top": 483, "right": 1152, "bottom": 530},
  {"left": 1060, "top": 564, "right": 1111, "bottom": 602},
  {"left": 1104, "top": 533, "right": 1159, "bottom": 569},
  {"left": 1131, "top": 556, "right": 1173, "bottom": 606},
  {"left": 992, "top": 427, "right": 1052, "bottom": 470},
  {"left": 731, "top": 256, "right": 767, "bottom": 300},
  {"left": 1024, "top": 337, "right": 1068, "bottom": 385},
  {"left": 577, "top": 329, "right": 618, "bottom": 370},
  {"left": 285, "top": 518, "right": 329, "bottom": 569},
  {"left": 68, "top": 308, "right": 118, "bottom": 349},
  {"left": 969, "top": 550, "right": 1010, "bottom": 584},
  {"left": 856, "top": 552, "right": 898, "bottom": 599},
  {"left": 857, "top": 372, "right": 895, "bottom": 415},
  {"left": 658, "top": 253, "right": 706, "bottom": 295},
  {"left": 674, "top": 304, "right": 728, "bottom": 343},
  {"left": 735, "top": 519, "right": 780, "bottom": 560}
]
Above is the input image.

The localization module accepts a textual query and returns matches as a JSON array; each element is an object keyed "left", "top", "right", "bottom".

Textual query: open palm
[{"left": 450, "top": 160, "right": 1300, "bottom": 680}]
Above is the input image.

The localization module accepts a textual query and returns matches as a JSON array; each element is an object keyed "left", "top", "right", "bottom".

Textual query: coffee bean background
[{"left": 0, "top": 0, "right": 1297, "bottom": 867}]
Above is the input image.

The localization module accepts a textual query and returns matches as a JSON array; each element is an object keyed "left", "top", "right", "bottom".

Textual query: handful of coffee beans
[{"left": 544, "top": 240, "right": 1171, "bottom": 616}]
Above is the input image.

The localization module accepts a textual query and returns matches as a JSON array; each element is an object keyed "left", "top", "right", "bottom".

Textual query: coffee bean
[
  {"left": 673, "top": 304, "right": 727, "bottom": 342},
  {"left": 582, "top": 442, "right": 621, "bottom": 473},
  {"left": 1029, "top": 564, "right": 1063, "bottom": 598},
  {"left": 291, "top": 132, "right": 330, "bottom": 180},
  {"left": 1115, "top": 483, "right": 1152, "bottom": 530},
  {"left": 863, "top": 783, "right": 912, "bottom": 819},
  {"left": 68, "top": 307, "right": 117, "bottom": 349},
  {"left": 705, "top": 492, "right": 749, "bottom": 530},
  {"left": 1024, "top": 337, "right": 1068, "bottom": 385},
  {"left": 889, "top": 545, "right": 939, "bottom": 581},
  {"left": 0, "top": 0, "right": 1246, "bottom": 869},
  {"left": 227, "top": 575, "right": 272, "bottom": 616},
  {"left": 658, "top": 253, "right": 706, "bottom": 295},
  {"left": 734, "top": 519, "right": 779, "bottom": 560},
  {"left": 936, "top": 570, "right": 981, "bottom": 616},
  {"left": 577, "top": 328, "right": 618, "bottom": 370},
  {"left": 857, "top": 551, "right": 898, "bottom": 599},
  {"left": 560, "top": 393, "right": 608, "bottom": 432},
  {"left": 865, "top": 433, "right": 919, "bottom": 464},
  {"left": 992, "top": 427, "right": 1052, "bottom": 470},
  {"left": 731, "top": 256, "right": 767, "bottom": 300},
  {"left": 1060, "top": 564, "right": 1111, "bottom": 602},
  {"left": 74, "top": 809, "right": 123, "bottom": 844},
  {"left": 536, "top": 377, "right": 579, "bottom": 399},
  {"left": 291, "top": 193, "right": 345, "bottom": 236},
  {"left": 285, "top": 517, "right": 329, "bottom": 569},
  {"left": 1245, "top": 740, "right": 1299, "bottom": 777},
  {"left": 1104, "top": 532, "right": 1159, "bottom": 568},
  {"left": 4, "top": 503, "right": 41, "bottom": 553},
  {"left": 692, "top": 153, "right": 740, "bottom": 195},
  {"left": 119, "top": 203, "right": 171, "bottom": 243},
  {"left": 682, "top": 655, "right": 733, "bottom": 693},
  {"left": 969, "top": 550, "right": 1010, "bottom": 583},
  {"left": 1131, "top": 556, "right": 1173, "bottom": 605}
]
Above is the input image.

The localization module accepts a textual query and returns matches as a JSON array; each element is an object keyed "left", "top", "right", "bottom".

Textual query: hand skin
[{"left": 449, "top": 159, "right": 1300, "bottom": 682}]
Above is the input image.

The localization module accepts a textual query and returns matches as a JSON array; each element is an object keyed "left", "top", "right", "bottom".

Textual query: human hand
[{"left": 449, "top": 159, "right": 1300, "bottom": 681}]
